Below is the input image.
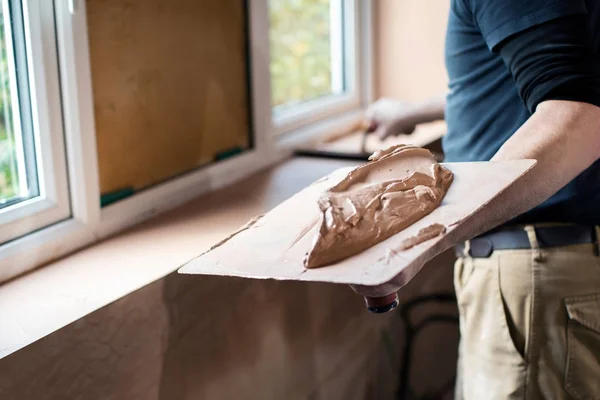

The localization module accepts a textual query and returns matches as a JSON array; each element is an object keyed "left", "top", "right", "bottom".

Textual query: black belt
[{"left": 455, "top": 225, "right": 598, "bottom": 258}]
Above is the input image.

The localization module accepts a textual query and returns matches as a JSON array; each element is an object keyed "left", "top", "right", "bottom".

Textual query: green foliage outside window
[
  {"left": 0, "top": 8, "right": 19, "bottom": 202},
  {"left": 270, "top": 0, "right": 333, "bottom": 109}
]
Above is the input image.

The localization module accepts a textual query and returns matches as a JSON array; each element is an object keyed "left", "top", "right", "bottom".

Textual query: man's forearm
[
  {"left": 453, "top": 100, "right": 600, "bottom": 243},
  {"left": 350, "top": 100, "right": 600, "bottom": 298},
  {"left": 411, "top": 94, "right": 446, "bottom": 124}
]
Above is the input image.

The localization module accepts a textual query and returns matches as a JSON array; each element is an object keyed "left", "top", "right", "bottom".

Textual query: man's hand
[
  {"left": 366, "top": 95, "right": 446, "bottom": 140},
  {"left": 353, "top": 100, "right": 600, "bottom": 300},
  {"left": 366, "top": 98, "right": 419, "bottom": 140}
]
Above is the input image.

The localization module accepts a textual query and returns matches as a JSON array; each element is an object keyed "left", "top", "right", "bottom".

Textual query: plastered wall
[
  {"left": 0, "top": 254, "right": 457, "bottom": 400},
  {"left": 375, "top": 0, "right": 450, "bottom": 102},
  {"left": 87, "top": 0, "right": 251, "bottom": 195},
  {"left": 0, "top": 159, "right": 457, "bottom": 400}
]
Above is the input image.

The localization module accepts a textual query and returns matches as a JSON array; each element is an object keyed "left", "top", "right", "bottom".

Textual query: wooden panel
[
  {"left": 180, "top": 160, "right": 536, "bottom": 286},
  {"left": 87, "top": 0, "right": 251, "bottom": 195}
]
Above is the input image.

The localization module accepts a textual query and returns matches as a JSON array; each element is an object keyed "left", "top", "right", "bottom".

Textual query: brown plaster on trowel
[{"left": 304, "top": 145, "right": 453, "bottom": 268}]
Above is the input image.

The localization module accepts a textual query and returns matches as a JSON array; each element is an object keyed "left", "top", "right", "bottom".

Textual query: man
[{"left": 359, "top": 1, "right": 600, "bottom": 398}]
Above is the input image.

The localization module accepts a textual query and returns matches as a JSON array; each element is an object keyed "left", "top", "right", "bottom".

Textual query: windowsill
[
  {"left": 0, "top": 156, "right": 362, "bottom": 360},
  {"left": 311, "top": 120, "right": 447, "bottom": 154},
  {"left": 0, "top": 117, "right": 444, "bottom": 360},
  {"left": 276, "top": 109, "right": 365, "bottom": 150}
]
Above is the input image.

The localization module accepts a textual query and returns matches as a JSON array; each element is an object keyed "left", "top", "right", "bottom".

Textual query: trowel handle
[{"left": 364, "top": 292, "right": 399, "bottom": 314}]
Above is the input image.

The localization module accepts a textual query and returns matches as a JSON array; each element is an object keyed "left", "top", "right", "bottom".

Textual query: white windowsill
[
  {"left": 0, "top": 0, "right": 378, "bottom": 360},
  {"left": 0, "top": 115, "right": 445, "bottom": 361},
  {"left": 0, "top": 156, "right": 363, "bottom": 361},
  {"left": 277, "top": 109, "right": 365, "bottom": 150}
]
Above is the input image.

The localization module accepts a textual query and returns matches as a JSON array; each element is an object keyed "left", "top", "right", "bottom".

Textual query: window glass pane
[
  {"left": 270, "top": 0, "right": 345, "bottom": 111},
  {"left": 0, "top": 1, "right": 37, "bottom": 209}
]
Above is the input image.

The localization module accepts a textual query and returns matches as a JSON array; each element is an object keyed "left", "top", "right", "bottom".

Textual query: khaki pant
[{"left": 454, "top": 226, "right": 600, "bottom": 399}]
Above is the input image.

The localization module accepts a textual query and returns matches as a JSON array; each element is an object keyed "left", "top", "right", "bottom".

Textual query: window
[
  {"left": 269, "top": 0, "right": 361, "bottom": 133},
  {"left": 0, "top": 0, "right": 373, "bottom": 283},
  {"left": 0, "top": 1, "right": 36, "bottom": 208},
  {"left": 0, "top": 0, "right": 69, "bottom": 244}
]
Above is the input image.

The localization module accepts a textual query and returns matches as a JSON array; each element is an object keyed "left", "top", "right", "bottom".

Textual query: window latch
[{"left": 68, "top": 0, "right": 78, "bottom": 14}]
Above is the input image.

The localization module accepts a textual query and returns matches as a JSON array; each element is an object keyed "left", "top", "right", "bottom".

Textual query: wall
[
  {"left": 0, "top": 155, "right": 459, "bottom": 399},
  {"left": 87, "top": 0, "right": 251, "bottom": 196},
  {"left": 375, "top": 0, "right": 450, "bottom": 102},
  {"left": 0, "top": 3, "right": 461, "bottom": 398},
  {"left": 0, "top": 253, "right": 457, "bottom": 400}
]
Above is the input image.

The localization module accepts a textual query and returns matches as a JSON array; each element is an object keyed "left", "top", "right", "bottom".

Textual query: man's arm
[
  {"left": 353, "top": 100, "right": 600, "bottom": 298},
  {"left": 457, "top": 100, "right": 600, "bottom": 244},
  {"left": 366, "top": 95, "right": 446, "bottom": 140},
  {"left": 353, "top": 13, "right": 600, "bottom": 297},
  {"left": 405, "top": 95, "right": 446, "bottom": 124},
  {"left": 459, "top": 12, "right": 600, "bottom": 238}
]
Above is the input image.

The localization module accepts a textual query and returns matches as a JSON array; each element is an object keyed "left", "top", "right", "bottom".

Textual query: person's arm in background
[
  {"left": 366, "top": 95, "right": 446, "bottom": 140},
  {"left": 354, "top": 12, "right": 600, "bottom": 297}
]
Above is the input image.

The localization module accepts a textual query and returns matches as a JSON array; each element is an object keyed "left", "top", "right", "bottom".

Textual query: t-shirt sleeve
[
  {"left": 470, "top": 0, "right": 588, "bottom": 50},
  {"left": 496, "top": 14, "right": 600, "bottom": 113}
]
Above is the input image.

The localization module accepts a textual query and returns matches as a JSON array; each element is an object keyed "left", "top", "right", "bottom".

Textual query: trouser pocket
[{"left": 565, "top": 294, "right": 600, "bottom": 400}]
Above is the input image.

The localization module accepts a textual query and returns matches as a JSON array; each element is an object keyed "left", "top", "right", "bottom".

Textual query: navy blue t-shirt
[{"left": 443, "top": 0, "right": 600, "bottom": 225}]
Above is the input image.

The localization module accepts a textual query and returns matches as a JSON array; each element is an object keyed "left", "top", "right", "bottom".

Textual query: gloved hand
[{"left": 365, "top": 98, "right": 419, "bottom": 140}]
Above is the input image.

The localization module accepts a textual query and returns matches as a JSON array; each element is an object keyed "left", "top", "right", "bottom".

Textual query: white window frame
[
  {"left": 0, "top": 0, "right": 374, "bottom": 283},
  {"left": 0, "top": 0, "right": 70, "bottom": 244},
  {"left": 270, "top": 0, "right": 373, "bottom": 136}
]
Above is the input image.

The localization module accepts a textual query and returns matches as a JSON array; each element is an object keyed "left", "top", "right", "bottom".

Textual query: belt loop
[
  {"left": 464, "top": 239, "right": 472, "bottom": 258},
  {"left": 525, "top": 225, "right": 544, "bottom": 262}
]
